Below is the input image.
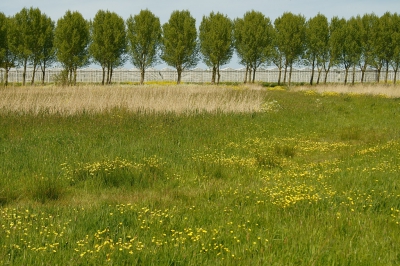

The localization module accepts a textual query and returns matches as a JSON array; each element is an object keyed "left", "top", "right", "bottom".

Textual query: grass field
[{"left": 0, "top": 84, "right": 399, "bottom": 265}]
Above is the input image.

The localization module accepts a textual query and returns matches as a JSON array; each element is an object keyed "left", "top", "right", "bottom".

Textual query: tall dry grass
[
  {"left": 0, "top": 84, "right": 265, "bottom": 115},
  {"left": 291, "top": 83, "right": 400, "bottom": 97}
]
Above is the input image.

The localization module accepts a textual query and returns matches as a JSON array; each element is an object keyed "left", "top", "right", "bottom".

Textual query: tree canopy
[
  {"left": 90, "top": 10, "right": 127, "bottom": 85},
  {"left": 161, "top": 10, "right": 199, "bottom": 84},
  {"left": 126, "top": 9, "right": 161, "bottom": 85},
  {"left": 54, "top": 10, "right": 90, "bottom": 85},
  {"left": 234, "top": 11, "right": 273, "bottom": 83},
  {"left": 199, "top": 12, "right": 233, "bottom": 84}
]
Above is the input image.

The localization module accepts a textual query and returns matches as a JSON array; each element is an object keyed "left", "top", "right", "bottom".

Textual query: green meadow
[{"left": 0, "top": 84, "right": 399, "bottom": 265}]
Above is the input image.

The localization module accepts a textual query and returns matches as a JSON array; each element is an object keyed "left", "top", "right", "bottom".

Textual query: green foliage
[
  {"left": 38, "top": 13, "right": 56, "bottom": 85},
  {"left": 90, "top": 10, "right": 127, "bottom": 85},
  {"left": 274, "top": 12, "right": 306, "bottom": 85},
  {"left": 126, "top": 9, "right": 162, "bottom": 85},
  {"left": 54, "top": 10, "right": 90, "bottom": 85},
  {"left": 161, "top": 10, "right": 199, "bottom": 84},
  {"left": 199, "top": 12, "right": 233, "bottom": 84},
  {"left": 234, "top": 10, "right": 273, "bottom": 83},
  {"left": 305, "top": 13, "right": 329, "bottom": 85},
  {"left": 0, "top": 12, "right": 6, "bottom": 66}
]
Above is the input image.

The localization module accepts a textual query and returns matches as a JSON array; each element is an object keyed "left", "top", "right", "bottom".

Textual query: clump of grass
[
  {"left": 340, "top": 126, "right": 362, "bottom": 141},
  {"left": 31, "top": 176, "right": 65, "bottom": 203}
]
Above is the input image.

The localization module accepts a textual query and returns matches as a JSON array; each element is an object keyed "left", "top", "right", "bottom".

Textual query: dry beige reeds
[
  {"left": 0, "top": 84, "right": 266, "bottom": 115},
  {"left": 291, "top": 84, "right": 400, "bottom": 98}
]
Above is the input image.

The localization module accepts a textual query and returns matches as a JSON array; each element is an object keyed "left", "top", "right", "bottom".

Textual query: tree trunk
[
  {"left": 316, "top": 67, "right": 322, "bottom": 85},
  {"left": 177, "top": 67, "right": 182, "bottom": 84},
  {"left": 106, "top": 63, "right": 110, "bottom": 84},
  {"left": 288, "top": 64, "right": 293, "bottom": 86},
  {"left": 310, "top": 58, "right": 315, "bottom": 85},
  {"left": 252, "top": 67, "right": 256, "bottom": 83},
  {"left": 211, "top": 66, "right": 216, "bottom": 84},
  {"left": 22, "top": 58, "right": 27, "bottom": 86},
  {"left": 277, "top": 67, "right": 282, "bottom": 85},
  {"left": 244, "top": 65, "right": 248, "bottom": 83},
  {"left": 351, "top": 65, "right": 356, "bottom": 85},
  {"left": 109, "top": 66, "right": 113, "bottom": 84},
  {"left": 69, "top": 69, "right": 73, "bottom": 85},
  {"left": 5, "top": 67, "right": 9, "bottom": 86},
  {"left": 41, "top": 61, "right": 46, "bottom": 85},
  {"left": 73, "top": 68, "right": 77, "bottom": 86},
  {"left": 140, "top": 67, "right": 145, "bottom": 85},
  {"left": 283, "top": 65, "right": 288, "bottom": 84},
  {"left": 384, "top": 62, "right": 389, "bottom": 84},
  {"left": 31, "top": 63, "right": 37, "bottom": 85},
  {"left": 344, "top": 67, "right": 349, "bottom": 85},
  {"left": 217, "top": 63, "right": 221, "bottom": 84},
  {"left": 101, "top": 66, "right": 106, "bottom": 85},
  {"left": 376, "top": 68, "right": 381, "bottom": 83},
  {"left": 323, "top": 63, "right": 331, "bottom": 84},
  {"left": 248, "top": 68, "right": 252, "bottom": 83}
]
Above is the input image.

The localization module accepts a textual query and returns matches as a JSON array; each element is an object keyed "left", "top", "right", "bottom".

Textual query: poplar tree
[
  {"left": 390, "top": 13, "right": 400, "bottom": 85},
  {"left": 161, "top": 10, "right": 199, "bottom": 84},
  {"left": 54, "top": 10, "right": 90, "bottom": 85},
  {"left": 39, "top": 15, "right": 56, "bottom": 85},
  {"left": 126, "top": 9, "right": 161, "bottom": 85},
  {"left": 0, "top": 12, "right": 6, "bottom": 69},
  {"left": 274, "top": 12, "right": 306, "bottom": 86},
  {"left": 0, "top": 15, "right": 18, "bottom": 86},
  {"left": 12, "top": 7, "right": 44, "bottom": 85},
  {"left": 90, "top": 10, "right": 126, "bottom": 85},
  {"left": 234, "top": 11, "right": 273, "bottom": 83},
  {"left": 199, "top": 12, "right": 233, "bottom": 84},
  {"left": 305, "top": 13, "right": 329, "bottom": 85},
  {"left": 357, "top": 14, "right": 378, "bottom": 83}
]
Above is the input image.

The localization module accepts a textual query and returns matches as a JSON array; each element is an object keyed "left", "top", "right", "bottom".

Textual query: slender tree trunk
[
  {"left": 5, "top": 67, "right": 9, "bottom": 86},
  {"left": 384, "top": 62, "right": 389, "bottom": 84},
  {"left": 109, "top": 66, "right": 113, "bottom": 84},
  {"left": 140, "top": 66, "right": 145, "bottom": 85},
  {"left": 252, "top": 67, "right": 257, "bottom": 83},
  {"left": 41, "top": 61, "right": 46, "bottom": 85},
  {"left": 361, "top": 69, "right": 365, "bottom": 83},
  {"left": 22, "top": 58, "right": 28, "bottom": 86},
  {"left": 344, "top": 67, "right": 349, "bottom": 85},
  {"left": 73, "top": 68, "right": 77, "bottom": 86},
  {"left": 277, "top": 67, "right": 282, "bottom": 85},
  {"left": 316, "top": 66, "right": 322, "bottom": 85},
  {"left": 288, "top": 64, "right": 293, "bottom": 86},
  {"left": 31, "top": 63, "right": 38, "bottom": 85},
  {"left": 106, "top": 63, "right": 110, "bottom": 84},
  {"left": 324, "top": 66, "right": 330, "bottom": 84},
  {"left": 283, "top": 64, "right": 288, "bottom": 84},
  {"left": 310, "top": 58, "right": 315, "bottom": 85},
  {"left": 101, "top": 66, "right": 106, "bottom": 85},
  {"left": 211, "top": 66, "right": 216, "bottom": 84},
  {"left": 376, "top": 67, "right": 381, "bottom": 83},
  {"left": 248, "top": 68, "right": 252, "bottom": 83},
  {"left": 244, "top": 65, "right": 248, "bottom": 83},
  {"left": 69, "top": 69, "right": 73, "bottom": 85},
  {"left": 177, "top": 67, "right": 182, "bottom": 84},
  {"left": 393, "top": 69, "right": 397, "bottom": 85},
  {"left": 217, "top": 63, "right": 221, "bottom": 84},
  {"left": 352, "top": 65, "right": 356, "bottom": 85}
]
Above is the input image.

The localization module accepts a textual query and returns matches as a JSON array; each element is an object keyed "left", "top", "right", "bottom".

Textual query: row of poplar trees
[{"left": 1, "top": 8, "right": 400, "bottom": 86}]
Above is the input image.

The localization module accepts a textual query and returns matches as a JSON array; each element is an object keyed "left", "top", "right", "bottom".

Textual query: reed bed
[
  {"left": 0, "top": 84, "right": 265, "bottom": 115},
  {"left": 291, "top": 83, "right": 400, "bottom": 97}
]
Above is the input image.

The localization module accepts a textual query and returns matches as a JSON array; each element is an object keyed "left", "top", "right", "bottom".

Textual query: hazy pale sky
[{"left": 1, "top": 0, "right": 399, "bottom": 69}]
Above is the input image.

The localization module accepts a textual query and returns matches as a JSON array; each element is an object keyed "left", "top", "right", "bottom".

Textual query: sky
[{"left": 1, "top": 0, "right": 399, "bottom": 69}]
